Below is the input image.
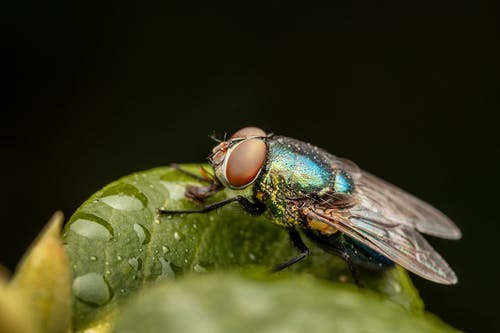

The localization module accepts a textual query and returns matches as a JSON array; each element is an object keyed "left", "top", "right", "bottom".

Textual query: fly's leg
[
  {"left": 158, "top": 195, "right": 266, "bottom": 216},
  {"left": 271, "top": 229, "right": 310, "bottom": 272},
  {"left": 169, "top": 163, "right": 223, "bottom": 202},
  {"left": 170, "top": 163, "right": 212, "bottom": 183},
  {"left": 330, "top": 239, "right": 363, "bottom": 286},
  {"left": 345, "top": 257, "right": 362, "bottom": 287},
  {"left": 302, "top": 229, "right": 364, "bottom": 286}
]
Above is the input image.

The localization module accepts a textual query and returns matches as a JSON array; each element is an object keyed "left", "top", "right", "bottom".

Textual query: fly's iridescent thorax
[
  {"left": 263, "top": 137, "right": 332, "bottom": 193},
  {"left": 257, "top": 136, "right": 354, "bottom": 195},
  {"left": 252, "top": 135, "right": 355, "bottom": 227}
]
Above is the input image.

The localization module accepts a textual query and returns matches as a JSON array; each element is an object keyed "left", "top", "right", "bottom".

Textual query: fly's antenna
[{"left": 208, "top": 131, "right": 222, "bottom": 143}]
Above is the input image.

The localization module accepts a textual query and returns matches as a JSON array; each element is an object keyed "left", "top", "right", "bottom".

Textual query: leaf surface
[
  {"left": 63, "top": 165, "right": 424, "bottom": 331},
  {"left": 112, "top": 272, "right": 458, "bottom": 333}
]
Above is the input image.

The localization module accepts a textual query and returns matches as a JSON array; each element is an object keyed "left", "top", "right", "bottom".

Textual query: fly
[{"left": 158, "top": 127, "right": 461, "bottom": 285}]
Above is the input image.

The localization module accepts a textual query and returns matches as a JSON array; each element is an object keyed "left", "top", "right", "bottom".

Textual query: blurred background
[{"left": 4, "top": 2, "right": 497, "bottom": 331}]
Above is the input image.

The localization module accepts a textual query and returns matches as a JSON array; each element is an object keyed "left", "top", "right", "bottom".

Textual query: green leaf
[
  {"left": 0, "top": 211, "right": 71, "bottom": 333},
  {"left": 112, "top": 272, "right": 458, "bottom": 333},
  {"left": 63, "top": 165, "right": 423, "bottom": 331}
]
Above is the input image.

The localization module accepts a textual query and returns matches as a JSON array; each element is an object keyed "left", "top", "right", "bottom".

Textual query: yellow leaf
[{"left": 4, "top": 211, "right": 72, "bottom": 333}]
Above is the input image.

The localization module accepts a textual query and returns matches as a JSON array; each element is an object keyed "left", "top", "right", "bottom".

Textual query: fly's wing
[
  {"left": 306, "top": 154, "right": 462, "bottom": 284},
  {"left": 328, "top": 154, "right": 461, "bottom": 240},
  {"left": 304, "top": 208, "right": 458, "bottom": 284}
]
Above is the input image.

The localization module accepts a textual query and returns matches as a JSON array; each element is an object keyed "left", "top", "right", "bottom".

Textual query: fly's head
[{"left": 209, "top": 127, "right": 268, "bottom": 190}]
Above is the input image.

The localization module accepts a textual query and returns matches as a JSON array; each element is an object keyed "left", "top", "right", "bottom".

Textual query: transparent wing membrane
[{"left": 304, "top": 155, "right": 462, "bottom": 284}]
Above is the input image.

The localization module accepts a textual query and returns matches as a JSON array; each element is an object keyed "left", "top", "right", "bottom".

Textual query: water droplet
[
  {"left": 156, "top": 257, "right": 175, "bottom": 281},
  {"left": 193, "top": 263, "right": 206, "bottom": 273},
  {"left": 173, "top": 231, "right": 184, "bottom": 241},
  {"left": 101, "top": 194, "right": 144, "bottom": 211},
  {"left": 133, "top": 223, "right": 151, "bottom": 244},
  {"left": 117, "top": 255, "right": 123, "bottom": 261},
  {"left": 90, "top": 256, "right": 97, "bottom": 261},
  {"left": 192, "top": 223, "right": 198, "bottom": 229},
  {"left": 162, "top": 245, "right": 170, "bottom": 254},
  {"left": 184, "top": 258, "right": 188, "bottom": 264},
  {"left": 209, "top": 215, "right": 215, "bottom": 222},
  {"left": 249, "top": 253, "right": 256, "bottom": 261},
  {"left": 127, "top": 258, "right": 142, "bottom": 272},
  {"left": 69, "top": 214, "right": 114, "bottom": 241},
  {"left": 160, "top": 182, "right": 186, "bottom": 200},
  {"left": 100, "top": 183, "right": 148, "bottom": 210},
  {"left": 73, "top": 273, "right": 112, "bottom": 306}
]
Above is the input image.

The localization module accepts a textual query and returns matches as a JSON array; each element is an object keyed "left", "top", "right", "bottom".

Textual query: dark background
[{"left": 4, "top": 2, "right": 497, "bottom": 331}]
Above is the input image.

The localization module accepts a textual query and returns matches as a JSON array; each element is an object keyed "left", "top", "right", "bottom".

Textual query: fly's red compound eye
[
  {"left": 225, "top": 138, "right": 266, "bottom": 188},
  {"left": 230, "top": 127, "right": 266, "bottom": 139}
]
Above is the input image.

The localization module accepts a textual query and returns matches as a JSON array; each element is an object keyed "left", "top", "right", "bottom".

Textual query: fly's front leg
[
  {"left": 170, "top": 163, "right": 212, "bottom": 183},
  {"left": 158, "top": 195, "right": 266, "bottom": 216},
  {"left": 170, "top": 163, "right": 222, "bottom": 202}
]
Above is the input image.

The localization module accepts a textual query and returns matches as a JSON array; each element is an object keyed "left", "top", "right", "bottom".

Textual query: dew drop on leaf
[
  {"left": 133, "top": 223, "right": 151, "bottom": 245},
  {"left": 101, "top": 195, "right": 144, "bottom": 211},
  {"left": 193, "top": 263, "right": 206, "bottom": 273},
  {"left": 69, "top": 215, "right": 114, "bottom": 241},
  {"left": 156, "top": 257, "right": 176, "bottom": 281},
  {"left": 173, "top": 231, "right": 184, "bottom": 241},
  {"left": 73, "top": 273, "right": 113, "bottom": 306},
  {"left": 160, "top": 181, "right": 186, "bottom": 200},
  {"left": 127, "top": 258, "right": 142, "bottom": 272}
]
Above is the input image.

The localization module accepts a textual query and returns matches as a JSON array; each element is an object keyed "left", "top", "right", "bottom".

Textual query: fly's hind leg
[
  {"left": 344, "top": 253, "right": 363, "bottom": 286},
  {"left": 302, "top": 229, "right": 365, "bottom": 286},
  {"left": 271, "top": 229, "right": 310, "bottom": 272}
]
